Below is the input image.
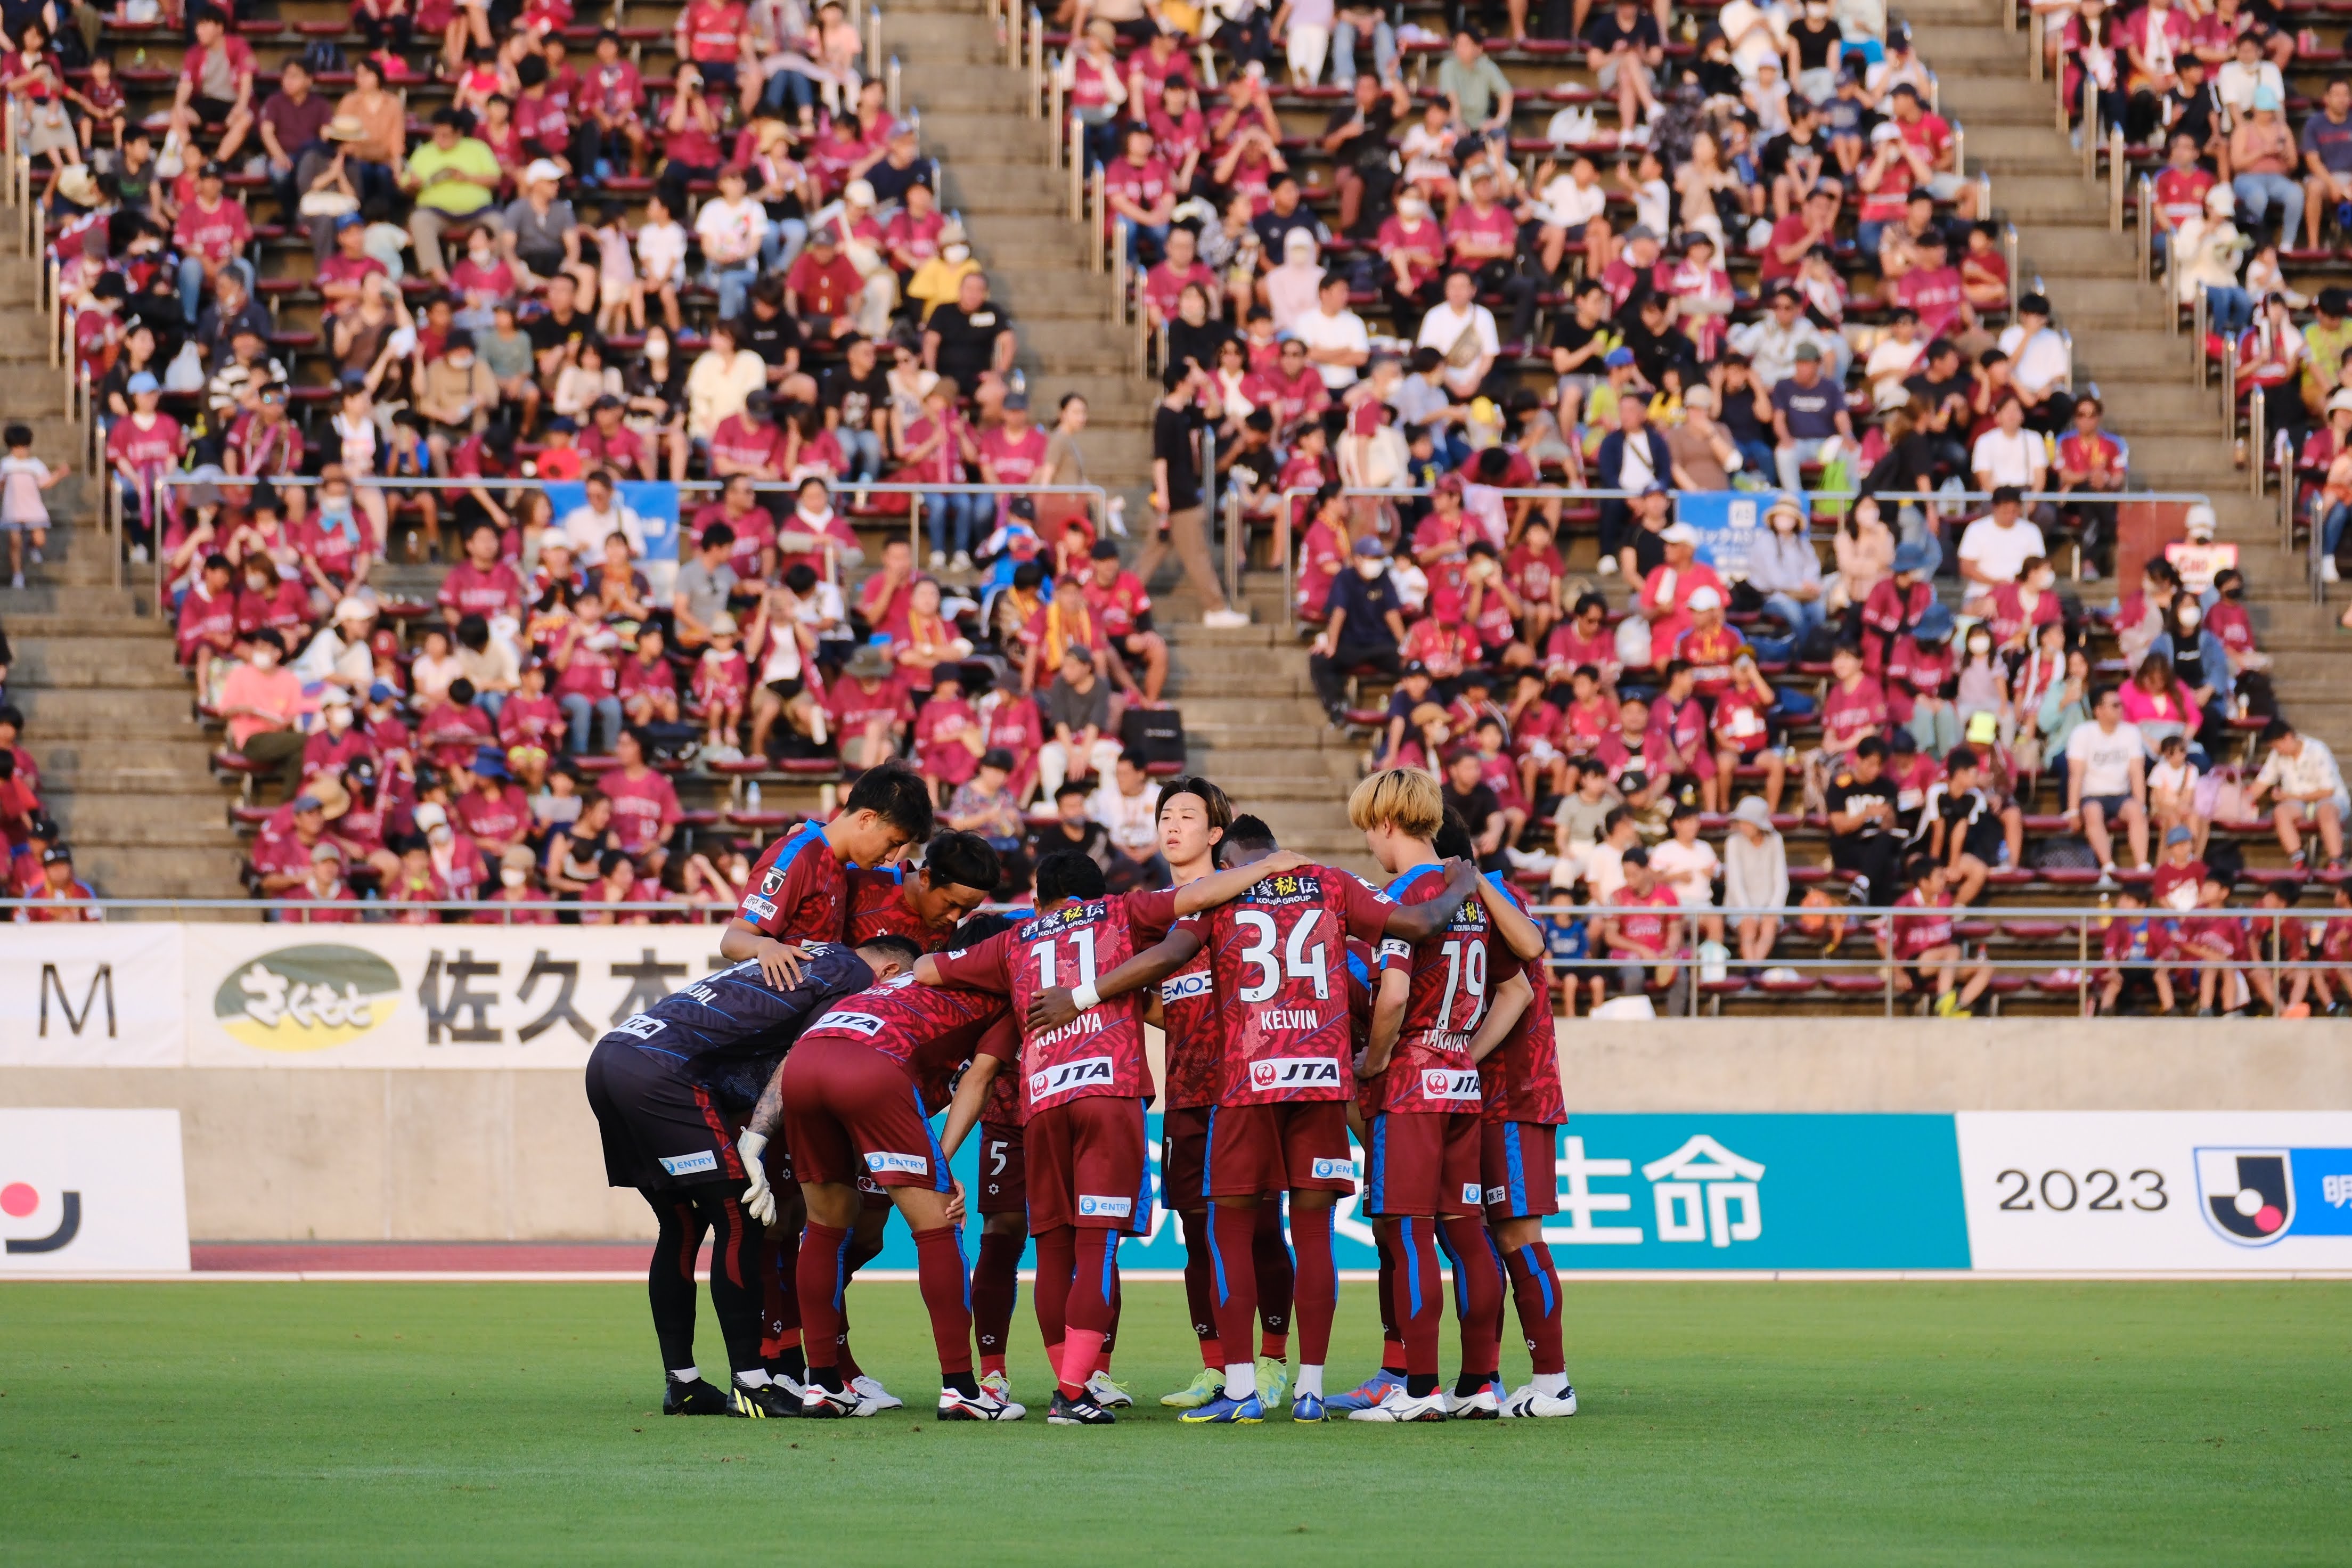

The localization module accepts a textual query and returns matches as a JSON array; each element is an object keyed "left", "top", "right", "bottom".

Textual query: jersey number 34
[{"left": 1234, "top": 909, "right": 1329, "bottom": 1002}]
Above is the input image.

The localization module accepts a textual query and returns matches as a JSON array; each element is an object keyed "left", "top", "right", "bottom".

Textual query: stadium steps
[{"left": 891, "top": 0, "right": 1159, "bottom": 509}]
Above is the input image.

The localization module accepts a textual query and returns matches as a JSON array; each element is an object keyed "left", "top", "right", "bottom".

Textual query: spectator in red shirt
[
  {"left": 785, "top": 227, "right": 866, "bottom": 340},
  {"left": 1105, "top": 124, "right": 1177, "bottom": 264},
  {"left": 1876, "top": 856, "right": 1992, "bottom": 1016},
  {"left": 172, "top": 162, "right": 256, "bottom": 328},
  {"left": 1080, "top": 537, "right": 1167, "bottom": 704},
  {"left": 169, "top": 9, "right": 258, "bottom": 168},
  {"left": 176, "top": 552, "right": 240, "bottom": 689}
]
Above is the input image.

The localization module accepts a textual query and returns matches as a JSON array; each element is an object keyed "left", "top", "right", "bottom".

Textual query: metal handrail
[{"left": 1268, "top": 483, "right": 2216, "bottom": 626}]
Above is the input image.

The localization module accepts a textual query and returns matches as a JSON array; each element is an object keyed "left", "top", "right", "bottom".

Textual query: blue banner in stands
[
  {"left": 540, "top": 480, "right": 681, "bottom": 562},
  {"left": 1673, "top": 489, "right": 1803, "bottom": 581}
]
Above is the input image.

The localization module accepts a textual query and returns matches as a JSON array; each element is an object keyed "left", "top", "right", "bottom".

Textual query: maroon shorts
[
  {"left": 1159, "top": 1104, "right": 1212, "bottom": 1210},
  {"left": 1025, "top": 1095, "right": 1149, "bottom": 1234},
  {"left": 1362, "top": 1110, "right": 1483, "bottom": 1218},
  {"left": 976, "top": 1119, "right": 1026, "bottom": 1217},
  {"left": 777, "top": 1034, "right": 951, "bottom": 1193},
  {"left": 1204, "top": 1100, "right": 1356, "bottom": 1198},
  {"left": 1481, "top": 1121, "right": 1562, "bottom": 1221}
]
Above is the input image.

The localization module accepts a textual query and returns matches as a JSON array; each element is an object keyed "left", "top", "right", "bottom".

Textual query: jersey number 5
[
  {"left": 1031, "top": 928, "right": 1101, "bottom": 994},
  {"left": 1235, "top": 909, "right": 1329, "bottom": 1003}
]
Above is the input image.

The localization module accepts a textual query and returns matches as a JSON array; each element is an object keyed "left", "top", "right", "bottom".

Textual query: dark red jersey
[
  {"left": 1200, "top": 864, "right": 1395, "bottom": 1106},
  {"left": 845, "top": 863, "right": 935, "bottom": 948},
  {"left": 1475, "top": 874, "right": 1567, "bottom": 1126},
  {"left": 1883, "top": 888, "right": 1957, "bottom": 961},
  {"left": 795, "top": 973, "right": 1018, "bottom": 1113},
  {"left": 735, "top": 820, "right": 846, "bottom": 944},
  {"left": 1156, "top": 941, "right": 1221, "bottom": 1110},
  {"left": 1373, "top": 860, "right": 1498, "bottom": 1116},
  {"left": 930, "top": 888, "right": 1179, "bottom": 1114}
]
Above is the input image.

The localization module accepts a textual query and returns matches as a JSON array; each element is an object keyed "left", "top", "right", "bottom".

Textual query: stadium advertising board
[
  {"left": 0, "top": 925, "right": 185, "bottom": 1067},
  {"left": 0, "top": 1109, "right": 190, "bottom": 1273},
  {"left": 183, "top": 926, "right": 738, "bottom": 1069},
  {"left": 1953, "top": 1112, "right": 2352, "bottom": 1272}
]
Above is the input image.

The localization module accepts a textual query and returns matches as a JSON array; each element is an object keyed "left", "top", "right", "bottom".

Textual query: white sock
[
  {"left": 1533, "top": 1371, "right": 1569, "bottom": 1395},
  {"left": 669, "top": 1365, "right": 700, "bottom": 1383},
  {"left": 734, "top": 1369, "right": 771, "bottom": 1389},
  {"left": 1225, "top": 1360, "right": 1257, "bottom": 1400},
  {"left": 1295, "top": 1365, "right": 1324, "bottom": 1399}
]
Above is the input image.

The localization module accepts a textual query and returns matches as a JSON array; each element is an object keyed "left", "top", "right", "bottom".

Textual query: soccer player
[
  {"left": 716, "top": 765, "right": 934, "bottom": 1391},
  {"left": 1148, "top": 778, "right": 1298, "bottom": 1414},
  {"left": 583, "top": 934, "right": 922, "bottom": 1417},
  {"left": 742, "top": 913, "right": 1026, "bottom": 1420},
  {"left": 815, "top": 831, "right": 1003, "bottom": 1406},
  {"left": 1461, "top": 870, "right": 1580, "bottom": 1418},
  {"left": 922, "top": 847, "right": 1301, "bottom": 1425},
  {"left": 1347, "top": 772, "right": 1546, "bottom": 1422}
]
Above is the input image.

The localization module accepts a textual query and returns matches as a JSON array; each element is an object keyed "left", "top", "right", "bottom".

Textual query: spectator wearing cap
[
  {"left": 1309, "top": 535, "right": 1407, "bottom": 723},
  {"left": 169, "top": 7, "right": 258, "bottom": 169},
  {"left": 1746, "top": 495, "right": 1827, "bottom": 650},
  {"left": 1637, "top": 521, "right": 1727, "bottom": 668},
  {"left": 1592, "top": 383, "right": 1672, "bottom": 569},
  {"left": 1771, "top": 340, "right": 1852, "bottom": 493},
  {"left": 2230, "top": 86, "right": 2301, "bottom": 243},
  {"left": 171, "top": 160, "right": 255, "bottom": 329},
  {"left": 501, "top": 158, "right": 593, "bottom": 301},
  {"left": 17, "top": 844, "right": 100, "bottom": 922}
]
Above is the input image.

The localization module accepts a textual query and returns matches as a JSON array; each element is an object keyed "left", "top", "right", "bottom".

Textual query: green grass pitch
[{"left": 1, "top": 1280, "right": 2347, "bottom": 1565}]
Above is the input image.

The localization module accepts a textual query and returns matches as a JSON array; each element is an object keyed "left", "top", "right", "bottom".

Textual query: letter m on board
[{"left": 40, "top": 963, "right": 116, "bottom": 1038}]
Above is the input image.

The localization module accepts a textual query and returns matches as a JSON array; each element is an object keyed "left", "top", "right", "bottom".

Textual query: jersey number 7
[{"left": 1235, "top": 909, "right": 1328, "bottom": 1002}]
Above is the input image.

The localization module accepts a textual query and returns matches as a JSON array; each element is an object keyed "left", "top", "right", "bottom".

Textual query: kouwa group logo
[{"left": 213, "top": 944, "right": 402, "bottom": 1051}]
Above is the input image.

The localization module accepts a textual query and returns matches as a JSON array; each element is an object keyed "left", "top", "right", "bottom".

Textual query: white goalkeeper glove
[{"left": 738, "top": 1130, "right": 775, "bottom": 1227}]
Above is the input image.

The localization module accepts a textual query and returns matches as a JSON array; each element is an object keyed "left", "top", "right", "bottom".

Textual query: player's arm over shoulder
[
  {"left": 1363, "top": 857, "right": 1482, "bottom": 945},
  {"left": 919, "top": 929, "right": 1014, "bottom": 992}
]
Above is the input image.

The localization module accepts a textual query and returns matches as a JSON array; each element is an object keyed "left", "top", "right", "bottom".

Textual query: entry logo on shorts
[
  {"left": 214, "top": 944, "right": 401, "bottom": 1051},
  {"left": 0, "top": 1180, "right": 79, "bottom": 1254},
  {"left": 1076, "top": 1194, "right": 1133, "bottom": 1219}
]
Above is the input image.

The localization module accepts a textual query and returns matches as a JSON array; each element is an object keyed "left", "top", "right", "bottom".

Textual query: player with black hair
[
  {"left": 1152, "top": 778, "right": 1299, "bottom": 1415},
  {"left": 1030, "top": 808, "right": 1482, "bottom": 1423},
  {"left": 923, "top": 846, "right": 1305, "bottom": 1424},
  {"left": 745, "top": 912, "right": 1027, "bottom": 1420},
  {"left": 717, "top": 763, "right": 934, "bottom": 1386},
  {"left": 583, "top": 933, "right": 921, "bottom": 1418}
]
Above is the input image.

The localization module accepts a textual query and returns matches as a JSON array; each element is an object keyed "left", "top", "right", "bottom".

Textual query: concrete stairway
[
  {"left": 891, "top": 0, "right": 1160, "bottom": 496},
  {"left": 1918, "top": 0, "right": 2352, "bottom": 756},
  {"left": 0, "top": 214, "right": 246, "bottom": 903}
]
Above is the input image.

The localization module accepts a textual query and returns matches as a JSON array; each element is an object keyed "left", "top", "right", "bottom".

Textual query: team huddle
[{"left": 583, "top": 763, "right": 1577, "bottom": 1425}]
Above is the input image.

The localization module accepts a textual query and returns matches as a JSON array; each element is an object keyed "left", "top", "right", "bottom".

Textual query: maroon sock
[
  {"left": 971, "top": 1231, "right": 1023, "bottom": 1374},
  {"left": 911, "top": 1225, "right": 975, "bottom": 1377},
  {"left": 1208, "top": 1203, "right": 1261, "bottom": 1382},
  {"left": 1032, "top": 1224, "right": 1076, "bottom": 1361},
  {"left": 1291, "top": 1203, "right": 1337, "bottom": 1367},
  {"left": 1179, "top": 1208, "right": 1220, "bottom": 1365},
  {"left": 793, "top": 1221, "right": 852, "bottom": 1383},
  {"left": 1506, "top": 1241, "right": 1566, "bottom": 1376},
  {"left": 1059, "top": 1227, "right": 1117, "bottom": 1398},
  {"left": 1442, "top": 1215, "right": 1504, "bottom": 1384},
  {"left": 1252, "top": 1198, "right": 1293, "bottom": 1358},
  {"left": 1394, "top": 1217, "right": 1442, "bottom": 1381},
  {"left": 1098, "top": 1261, "right": 1121, "bottom": 1372}
]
